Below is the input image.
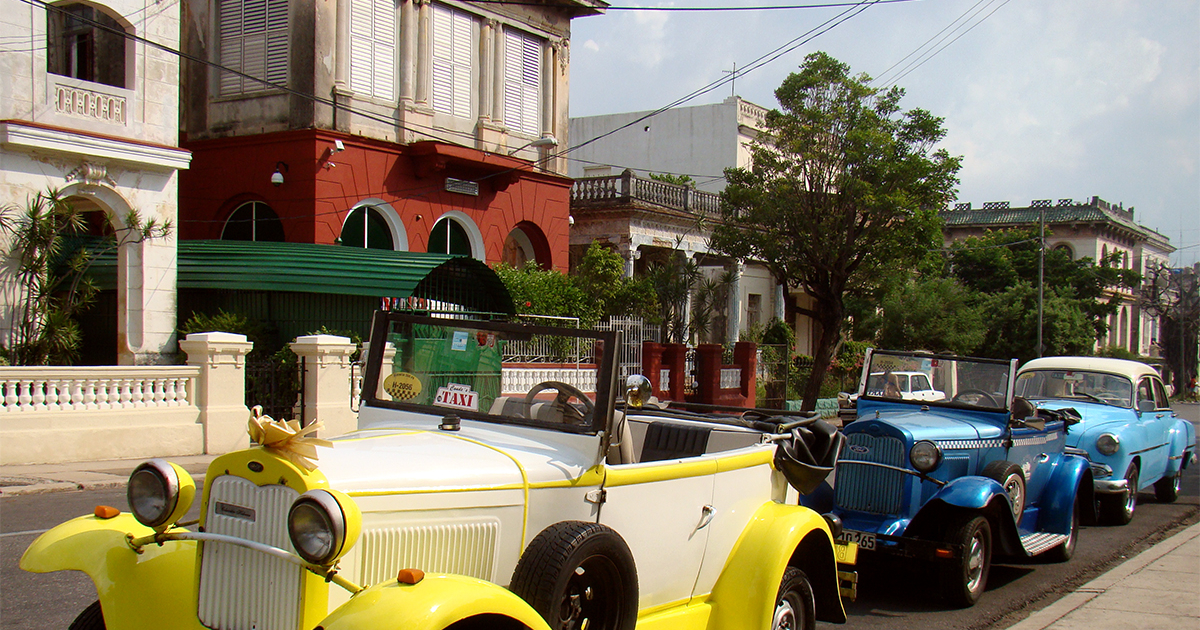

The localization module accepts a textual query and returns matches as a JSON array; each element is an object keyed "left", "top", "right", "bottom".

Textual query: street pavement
[{"left": 2, "top": 402, "right": 1198, "bottom": 629}]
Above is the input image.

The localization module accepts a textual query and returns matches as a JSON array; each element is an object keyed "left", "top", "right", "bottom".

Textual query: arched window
[
  {"left": 340, "top": 205, "right": 394, "bottom": 249},
  {"left": 47, "top": 3, "right": 129, "bottom": 89},
  {"left": 222, "top": 202, "right": 285, "bottom": 241},
  {"left": 429, "top": 217, "right": 471, "bottom": 256},
  {"left": 1052, "top": 243, "right": 1073, "bottom": 259}
]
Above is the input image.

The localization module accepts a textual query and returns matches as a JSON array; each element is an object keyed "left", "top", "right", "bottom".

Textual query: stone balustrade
[{"left": 0, "top": 367, "right": 198, "bottom": 413}]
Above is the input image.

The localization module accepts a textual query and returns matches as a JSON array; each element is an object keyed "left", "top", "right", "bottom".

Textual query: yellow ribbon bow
[{"left": 246, "top": 406, "right": 333, "bottom": 471}]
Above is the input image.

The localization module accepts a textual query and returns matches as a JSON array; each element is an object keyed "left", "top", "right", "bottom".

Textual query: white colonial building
[
  {"left": 569, "top": 97, "right": 822, "bottom": 354},
  {"left": 0, "top": 0, "right": 189, "bottom": 364},
  {"left": 941, "top": 197, "right": 1175, "bottom": 357}
]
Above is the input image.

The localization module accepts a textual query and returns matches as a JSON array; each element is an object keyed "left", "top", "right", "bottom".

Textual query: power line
[
  {"left": 466, "top": 0, "right": 920, "bottom": 10},
  {"left": 876, "top": 0, "right": 1011, "bottom": 90}
]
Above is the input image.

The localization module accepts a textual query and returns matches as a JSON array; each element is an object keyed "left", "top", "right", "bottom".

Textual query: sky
[{"left": 567, "top": 0, "right": 1200, "bottom": 267}]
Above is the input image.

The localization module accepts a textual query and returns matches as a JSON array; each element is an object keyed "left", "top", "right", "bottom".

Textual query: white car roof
[{"left": 1019, "top": 356, "right": 1162, "bottom": 381}]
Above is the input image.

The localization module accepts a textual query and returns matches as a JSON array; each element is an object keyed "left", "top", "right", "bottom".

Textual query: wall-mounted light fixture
[
  {"left": 568, "top": 215, "right": 575, "bottom": 226},
  {"left": 508, "top": 136, "right": 558, "bottom": 155},
  {"left": 271, "top": 162, "right": 288, "bottom": 186},
  {"left": 333, "top": 140, "right": 345, "bottom": 153}
]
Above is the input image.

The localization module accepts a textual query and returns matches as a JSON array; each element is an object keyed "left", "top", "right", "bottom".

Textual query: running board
[{"left": 1020, "top": 532, "right": 1068, "bottom": 556}]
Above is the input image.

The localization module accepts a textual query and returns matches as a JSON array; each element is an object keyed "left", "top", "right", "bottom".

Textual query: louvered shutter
[
  {"left": 503, "top": 28, "right": 541, "bottom": 136},
  {"left": 349, "top": 0, "right": 397, "bottom": 100},
  {"left": 432, "top": 4, "right": 472, "bottom": 118},
  {"left": 218, "top": 0, "right": 289, "bottom": 95}
]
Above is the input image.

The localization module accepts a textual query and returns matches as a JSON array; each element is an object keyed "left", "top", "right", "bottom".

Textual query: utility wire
[
  {"left": 875, "top": 0, "right": 1010, "bottom": 90},
  {"left": 465, "top": 0, "right": 919, "bottom": 10}
]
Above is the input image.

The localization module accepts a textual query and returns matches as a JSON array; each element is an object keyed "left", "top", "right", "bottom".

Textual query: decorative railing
[
  {"left": 571, "top": 172, "right": 723, "bottom": 219},
  {"left": 737, "top": 99, "right": 768, "bottom": 130},
  {"left": 0, "top": 366, "right": 199, "bottom": 412}
]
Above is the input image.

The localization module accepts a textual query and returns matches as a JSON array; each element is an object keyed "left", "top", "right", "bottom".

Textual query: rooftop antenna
[{"left": 723, "top": 62, "right": 737, "bottom": 97}]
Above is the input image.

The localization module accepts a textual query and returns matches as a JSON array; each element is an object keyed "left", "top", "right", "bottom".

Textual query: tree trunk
[{"left": 800, "top": 305, "right": 843, "bottom": 411}]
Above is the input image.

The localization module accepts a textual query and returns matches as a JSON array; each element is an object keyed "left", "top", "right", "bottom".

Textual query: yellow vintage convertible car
[{"left": 23, "top": 311, "right": 851, "bottom": 630}]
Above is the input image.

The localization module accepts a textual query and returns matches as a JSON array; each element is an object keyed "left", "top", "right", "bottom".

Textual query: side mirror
[{"left": 1137, "top": 399, "right": 1156, "bottom": 413}]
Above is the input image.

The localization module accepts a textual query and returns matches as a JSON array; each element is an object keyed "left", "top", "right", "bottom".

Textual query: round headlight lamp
[
  {"left": 1096, "top": 433, "right": 1120, "bottom": 456},
  {"left": 127, "top": 459, "right": 195, "bottom": 531},
  {"left": 288, "top": 489, "right": 361, "bottom": 566},
  {"left": 909, "top": 440, "right": 943, "bottom": 473}
]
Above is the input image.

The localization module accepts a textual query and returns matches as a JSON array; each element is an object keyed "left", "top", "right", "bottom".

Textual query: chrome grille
[
  {"left": 358, "top": 519, "right": 500, "bottom": 586},
  {"left": 835, "top": 433, "right": 906, "bottom": 514},
  {"left": 198, "top": 475, "right": 304, "bottom": 630}
]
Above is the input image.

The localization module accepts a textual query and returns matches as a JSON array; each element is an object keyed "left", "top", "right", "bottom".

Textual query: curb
[{"left": 1005, "top": 522, "right": 1200, "bottom": 630}]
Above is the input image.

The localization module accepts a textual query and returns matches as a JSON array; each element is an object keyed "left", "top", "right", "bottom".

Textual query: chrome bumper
[{"left": 1094, "top": 477, "right": 1129, "bottom": 494}]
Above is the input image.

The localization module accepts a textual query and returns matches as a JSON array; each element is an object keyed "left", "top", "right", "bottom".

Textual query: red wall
[{"left": 180, "top": 130, "right": 572, "bottom": 271}]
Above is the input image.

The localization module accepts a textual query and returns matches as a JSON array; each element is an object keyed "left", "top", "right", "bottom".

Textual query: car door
[
  {"left": 600, "top": 459, "right": 716, "bottom": 610},
  {"left": 1135, "top": 376, "right": 1172, "bottom": 484},
  {"left": 1005, "top": 417, "right": 1064, "bottom": 518}
]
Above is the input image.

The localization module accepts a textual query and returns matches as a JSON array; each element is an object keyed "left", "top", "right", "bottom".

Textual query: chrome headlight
[
  {"left": 1096, "top": 433, "right": 1120, "bottom": 456},
  {"left": 288, "top": 489, "right": 360, "bottom": 566},
  {"left": 626, "top": 374, "right": 652, "bottom": 408},
  {"left": 127, "top": 459, "right": 195, "bottom": 531},
  {"left": 909, "top": 440, "right": 943, "bottom": 473}
]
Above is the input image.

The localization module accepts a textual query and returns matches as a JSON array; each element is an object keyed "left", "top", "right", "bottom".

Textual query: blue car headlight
[
  {"left": 1096, "top": 433, "right": 1120, "bottom": 456},
  {"left": 909, "top": 440, "right": 943, "bottom": 473}
]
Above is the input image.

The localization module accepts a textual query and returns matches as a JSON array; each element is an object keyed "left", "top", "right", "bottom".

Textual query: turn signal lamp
[{"left": 397, "top": 568, "right": 425, "bottom": 585}]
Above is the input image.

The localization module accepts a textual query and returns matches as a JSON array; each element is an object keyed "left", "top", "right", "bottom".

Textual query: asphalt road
[{"left": 2, "top": 403, "right": 1197, "bottom": 630}]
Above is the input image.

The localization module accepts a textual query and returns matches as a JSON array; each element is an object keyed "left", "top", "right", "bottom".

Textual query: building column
[
  {"left": 414, "top": 0, "right": 431, "bottom": 106},
  {"left": 775, "top": 282, "right": 786, "bottom": 323},
  {"left": 726, "top": 261, "right": 742, "bottom": 345},
  {"left": 117, "top": 236, "right": 178, "bottom": 365},
  {"left": 480, "top": 19, "right": 497, "bottom": 121},
  {"left": 334, "top": 0, "right": 350, "bottom": 90},
  {"left": 399, "top": 0, "right": 417, "bottom": 104}
]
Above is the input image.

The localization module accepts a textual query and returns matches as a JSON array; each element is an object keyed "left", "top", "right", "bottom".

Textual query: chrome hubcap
[{"left": 965, "top": 532, "right": 985, "bottom": 592}]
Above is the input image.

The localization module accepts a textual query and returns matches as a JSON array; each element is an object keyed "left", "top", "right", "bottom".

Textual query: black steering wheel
[
  {"left": 951, "top": 388, "right": 1000, "bottom": 407},
  {"left": 525, "top": 381, "right": 595, "bottom": 425}
]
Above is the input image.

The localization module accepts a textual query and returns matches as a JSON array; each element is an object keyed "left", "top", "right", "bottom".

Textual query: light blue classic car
[
  {"left": 821, "top": 350, "right": 1093, "bottom": 608},
  {"left": 1016, "top": 357, "right": 1197, "bottom": 525}
]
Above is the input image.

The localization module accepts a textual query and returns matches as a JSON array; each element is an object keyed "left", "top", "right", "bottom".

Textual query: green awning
[{"left": 88, "top": 240, "right": 514, "bottom": 315}]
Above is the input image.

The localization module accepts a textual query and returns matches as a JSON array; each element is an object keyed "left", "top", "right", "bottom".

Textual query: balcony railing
[{"left": 571, "top": 171, "right": 723, "bottom": 219}]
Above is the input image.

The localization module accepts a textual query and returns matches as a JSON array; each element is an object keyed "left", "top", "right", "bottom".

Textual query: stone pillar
[
  {"left": 726, "top": 261, "right": 742, "bottom": 345},
  {"left": 775, "top": 283, "right": 786, "bottom": 323},
  {"left": 399, "top": 0, "right": 417, "bottom": 104},
  {"left": 290, "top": 335, "right": 359, "bottom": 437},
  {"left": 334, "top": 0, "right": 350, "bottom": 91},
  {"left": 118, "top": 236, "right": 178, "bottom": 365},
  {"left": 415, "top": 0, "right": 431, "bottom": 106},
  {"left": 694, "top": 344, "right": 724, "bottom": 406},
  {"left": 734, "top": 341, "right": 757, "bottom": 407},
  {"left": 480, "top": 19, "right": 496, "bottom": 121},
  {"left": 180, "top": 332, "right": 253, "bottom": 454}
]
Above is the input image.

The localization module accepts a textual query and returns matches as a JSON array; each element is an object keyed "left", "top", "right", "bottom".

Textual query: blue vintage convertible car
[
  {"left": 1016, "top": 357, "right": 1197, "bottom": 525},
  {"left": 822, "top": 349, "right": 1092, "bottom": 608}
]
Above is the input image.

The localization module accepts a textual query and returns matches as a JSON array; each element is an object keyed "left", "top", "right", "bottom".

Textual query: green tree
[
  {"left": 2, "top": 188, "right": 170, "bottom": 365},
  {"left": 712, "top": 52, "right": 961, "bottom": 410},
  {"left": 573, "top": 241, "right": 659, "bottom": 321},
  {"left": 948, "top": 228, "right": 1140, "bottom": 343},
  {"left": 647, "top": 172, "right": 696, "bottom": 188},
  {"left": 874, "top": 277, "right": 985, "bottom": 354},
  {"left": 493, "top": 261, "right": 600, "bottom": 327}
]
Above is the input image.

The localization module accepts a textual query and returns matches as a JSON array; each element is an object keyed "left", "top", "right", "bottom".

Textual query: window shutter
[
  {"left": 349, "top": 0, "right": 396, "bottom": 100},
  {"left": 432, "top": 4, "right": 472, "bottom": 118},
  {"left": 503, "top": 28, "right": 541, "bottom": 136},
  {"left": 217, "top": 0, "right": 289, "bottom": 94}
]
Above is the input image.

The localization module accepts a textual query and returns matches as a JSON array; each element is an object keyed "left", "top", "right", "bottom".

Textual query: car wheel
[
  {"left": 981, "top": 461, "right": 1026, "bottom": 524},
  {"left": 509, "top": 521, "right": 638, "bottom": 630},
  {"left": 1154, "top": 467, "right": 1182, "bottom": 503},
  {"left": 68, "top": 601, "right": 105, "bottom": 630},
  {"left": 1043, "top": 492, "right": 1080, "bottom": 563},
  {"left": 1099, "top": 462, "right": 1139, "bottom": 525},
  {"left": 939, "top": 515, "right": 991, "bottom": 608},
  {"left": 773, "top": 566, "right": 816, "bottom": 630}
]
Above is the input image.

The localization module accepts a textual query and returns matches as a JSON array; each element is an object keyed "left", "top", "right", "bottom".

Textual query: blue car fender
[
  {"left": 907, "top": 477, "right": 1024, "bottom": 556},
  {"left": 928, "top": 475, "right": 1007, "bottom": 511},
  {"left": 1040, "top": 454, "right": 1094, "bottom": 531},
  {"left": 1166, "top": 418, "right": 1198, "bottom": 474}
]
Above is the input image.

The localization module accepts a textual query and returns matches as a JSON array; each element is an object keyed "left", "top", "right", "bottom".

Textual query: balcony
[{"left": 571, "top": 171, "right": 723, "bottom": 220}]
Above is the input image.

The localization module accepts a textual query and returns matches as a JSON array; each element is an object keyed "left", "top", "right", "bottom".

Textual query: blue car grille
[{"left": 835, "top": 433, "right": 907, "bottom": 515}]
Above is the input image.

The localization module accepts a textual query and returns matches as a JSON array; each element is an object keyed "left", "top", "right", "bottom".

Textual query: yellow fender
[
  {"left": 20, "top": 512, "right": 205, "bottom": 630},
  {"left": 708, "top": 502, "right": 847, "bottom": 627},
  {"left": 318, "top": 573, "right": 552, "bottom": 630}
]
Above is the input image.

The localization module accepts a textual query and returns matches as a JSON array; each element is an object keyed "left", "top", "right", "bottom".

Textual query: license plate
[{"left": 838, "top": 530, "right": 876, "bottom": 550}]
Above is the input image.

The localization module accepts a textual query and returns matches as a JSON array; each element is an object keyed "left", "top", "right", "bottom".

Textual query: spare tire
[{"left": 510, "top": 521, "right": 638, "bottom": 630}]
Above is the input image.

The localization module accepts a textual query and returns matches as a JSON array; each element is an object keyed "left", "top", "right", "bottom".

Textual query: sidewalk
[
  {"left": 1006, "top": 521, "right": 1200, "bottom": 630},
  {"left": 0, "top": 454, "right": 217, "bottom": 496}
]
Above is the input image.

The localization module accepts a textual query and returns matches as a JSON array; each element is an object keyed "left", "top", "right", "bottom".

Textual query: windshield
[
  {"left": 362, "top": 312, "right": 617, "bottom": 434},
  {"left": 861, "top": 351, "right": 1013, "bottom": 410},
  {"left": 1015, "top": 369, "right": 1133, "bottom": 408}
]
